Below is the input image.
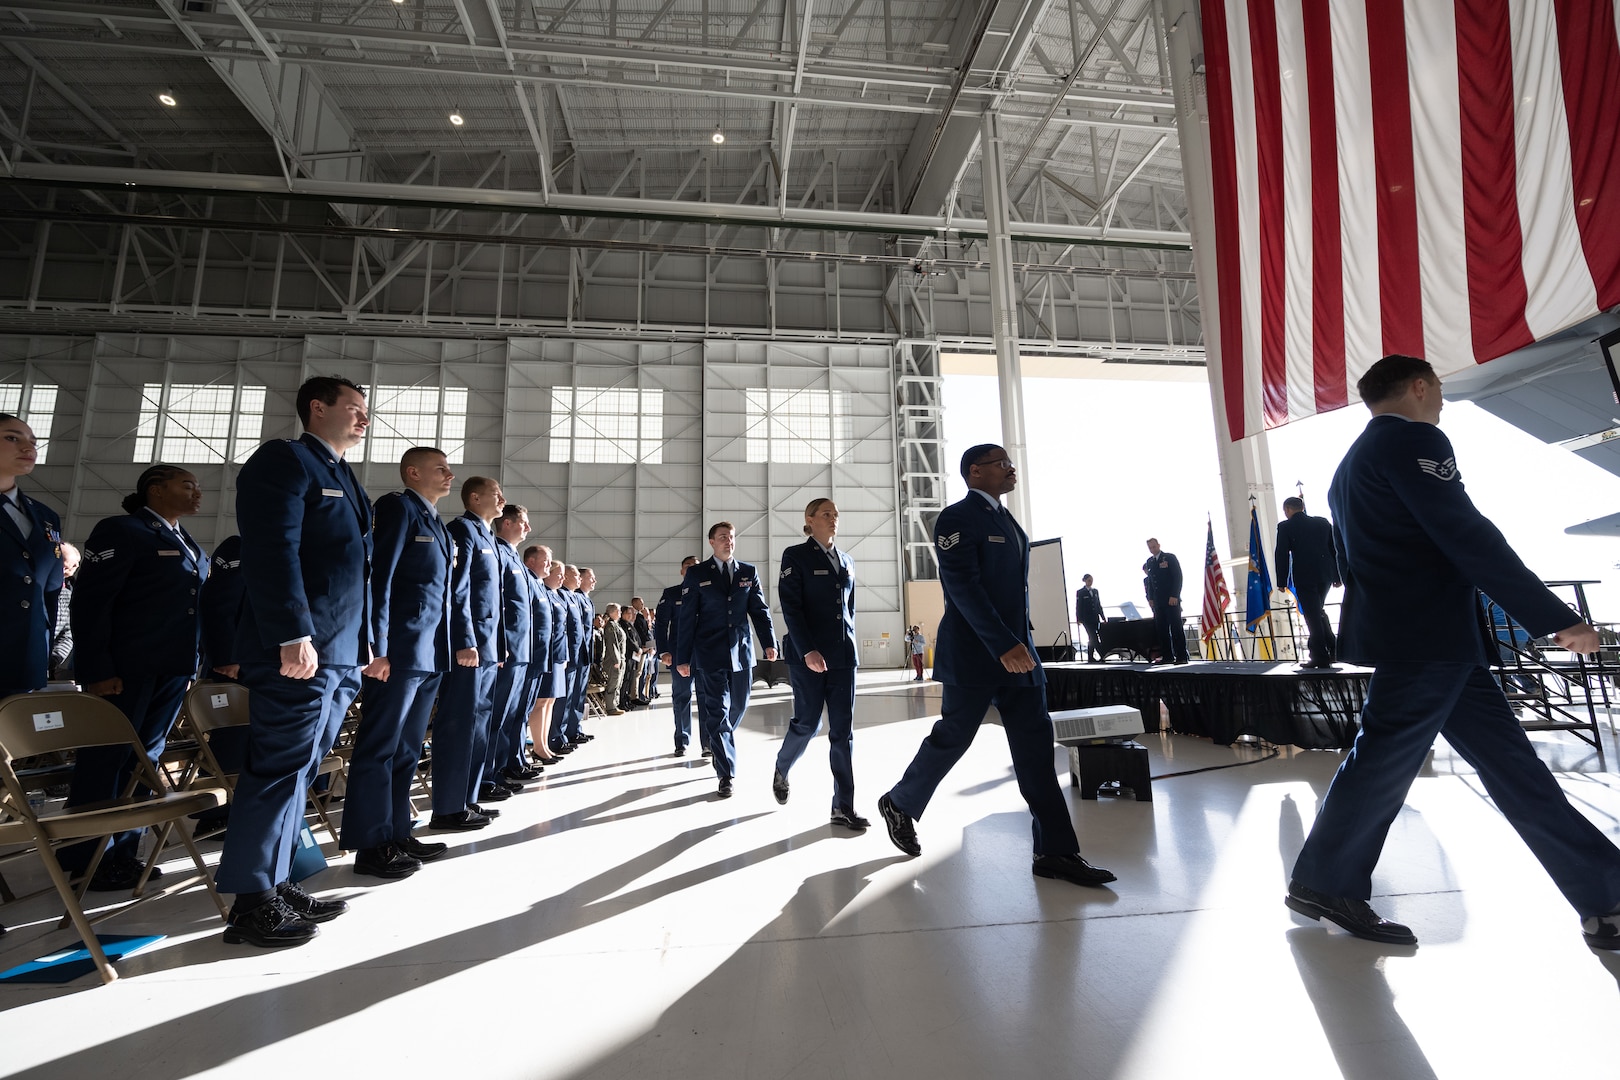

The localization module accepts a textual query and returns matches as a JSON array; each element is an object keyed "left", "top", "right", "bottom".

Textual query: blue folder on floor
[
  {"left": 0, "top": 934, "right": 164, "bottom": 984},
  {"left": 291, "top": 822, "right": 328, "bottom": 882}
]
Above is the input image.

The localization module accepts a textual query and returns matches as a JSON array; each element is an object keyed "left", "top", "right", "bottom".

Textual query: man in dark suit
[
  {"left": 772, "top": 498, "right": 867, "bottom": 829},
  {"left": 430, "top": 475, "right": 505, "bottom": 830},
  {"left": 1274, "top": 496, "right": 1341, "bottom": 669},
  {"left": 878, "top": 444, "right": 1114, "bottom": 888},
  {"left": 216, "top": 376, "right": 370, "bottom": 948},
  {"left": 341, "top": 447, "right": 456, "bottom": 879},
  {"left": 1286, "top": 354, "right": 1620, "bottom": 950},
  {"left": 1143, "top": 537, "right": 1188, "bottom": 664},
  {"left": 675, "top": 521, "right": 777, "bottom": 797},
  {"left": 1074, "top": 574, "right": 1103, "bottom": 663},
  {"left": 487, "top": 503, "right": 541, "bottom": 791},
  {"left": 656, "top": 555, "right": 700, "bottom": 757},
  {"left": 0, "top": 412, "right": 65, "bottom": 701}
]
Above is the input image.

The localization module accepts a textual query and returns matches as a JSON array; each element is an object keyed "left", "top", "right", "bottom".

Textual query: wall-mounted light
[
  {"left": 449, "top": 108, "right": 465, "bottom": 127},
  {"left": 711, "top": 125, "right": 725, "bottom": 145},
  {"left": 157, "top": 89, "right": 178, "bottom": 107}
]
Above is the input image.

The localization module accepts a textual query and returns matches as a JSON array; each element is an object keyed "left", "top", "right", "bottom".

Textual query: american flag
[
  {"left": 1202, "top": 520, "right": 1232, "bottom": 641},
  {"left": 1199, "top": 0, "right": 1620, "bottom": 440}
]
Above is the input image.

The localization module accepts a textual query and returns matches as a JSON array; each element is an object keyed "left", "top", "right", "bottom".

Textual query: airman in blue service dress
[
  {"left": 1287, "top": 356, "right": 1620, "bottom": 948},
  {"left": 1273, "top": 500, "right": 1340, "bottom": 667},
  {"left": 486, "top": 522, "right": 538, "bottom": 789},
  {"left": 63, "top": 492, "right": 208, "bottom": 882},
  {"left": 342, "top": 484, "right": 454, "bottom": 874},
  {"left": 0, "top": 481, "right": 64, "bottom": 699},
  {"left": 434, "top": 503, "right": 504, "bottom": 824},
  {"left": 878, "top": 443, "right": 1114, "bottom": 887},
  {"left": 676, "top": 547, "right": 776, "bottom": 794},
  {"left": 217, "top": 424, "right": 372, "bottom": 941},
  {"left": 1142, "top": 540, "right": 1188, "bottom": 663},
  {"left": 656, "top": 562, "right": 699, "bottom": 755},
  {"left": 773, "top": 523, "right": 863, "bottom": 824}
]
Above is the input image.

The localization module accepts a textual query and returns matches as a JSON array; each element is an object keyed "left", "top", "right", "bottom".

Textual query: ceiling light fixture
[
  {"left": 711, "top": 125, "right": 725, "bottom": 145},
  {"left": 449, "top": 108, "right": 465, "bottom": 126},
  {"left": 157, "top": 89, "right": 178, "bottom": 107}
]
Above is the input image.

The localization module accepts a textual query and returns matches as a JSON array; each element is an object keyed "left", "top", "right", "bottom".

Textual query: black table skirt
[{"left": 1045, "top": 661, "right": 1368, "bottom": 749}]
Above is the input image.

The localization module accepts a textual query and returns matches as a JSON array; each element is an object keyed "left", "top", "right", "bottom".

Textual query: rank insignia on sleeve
[
  {"left": 936, "top": 532, "right": 961, "bottom": 550},
  {"left": 1416, "top": 456, "right": 1459, "bottom": 481}
]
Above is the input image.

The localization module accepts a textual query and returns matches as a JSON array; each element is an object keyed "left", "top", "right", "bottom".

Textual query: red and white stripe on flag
[
  {"left": 1199, "top": 0, "right": 1620, "bottom": 441},
  {"left": 1202, "top": 522, "right": 1232, "bottom": 640}
]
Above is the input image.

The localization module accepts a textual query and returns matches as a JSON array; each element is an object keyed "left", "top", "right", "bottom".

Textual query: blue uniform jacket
[
  {"left": 557, "top": 588, "right": 585, "bottom": 666},
  {"left": 653, "top": 582, "right": 682, "bottom": 657},
  {"left": 72, "top": 511, "right": 207, "bottom": 683},
  {"left": 447, "top": 512, "right": 503, "bottom": 664},
  {"left": 201, "top": 535, "right": 244, "bottom": 672},
  {"left": 495, "top": 538, "right": 535, "bottom": 665},
  {"left": 1, "top": 489, "right": 65, "bottom": 693},
  {"left": 674, "top": 557, "right": 777, "bottom": 673},
  {"left": 234, "top": 434, "right": 373, "bottom": 667},
  {"left": 1274, "top": 511, "right": 1340, "bottom": 592},
  {"left": 777, "top": 538, "right": 858, "bottom": 669},
  {"left": 1143, "top": 550, "right": 1184, "bottom": 603},
  {"left": 369, "top": 490, "right": 453, "bottom": 673},
  {"left": 931, "top": 494, "right": 1042, "bottom": 688},
  {"left": 1328, "top": 414, "right": 1577, "bottom": 664},
  {"left": 575, "top": 591, "right": 596, "bottom": 666},
  {"left": 527, "top": 569, "right": 555, "bottom": 672}
]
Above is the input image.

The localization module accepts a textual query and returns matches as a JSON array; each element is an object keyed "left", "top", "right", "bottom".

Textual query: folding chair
[
  {"left": 182, "top": 681, "right": 345, "bottom": 840},
  {"left": 0, "top": 691, "right": 228, "bottom": 985}
]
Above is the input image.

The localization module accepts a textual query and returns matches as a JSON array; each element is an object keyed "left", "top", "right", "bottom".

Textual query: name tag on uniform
[
  {"left": 813, "top": 569, "right": 830, "bottom": 575},
  {"left": 158, "top": 549, "right": 182, "bottom": 556},
  {"left": 415, "top": 535, "right": 434, "bottom": 542},
  {"left": 988, "top": 535, "right": 1006, "bottom": 543},
  {"left": 321, "top": 487, "right": 344, "bottom": 498},
  {"left": 699, "top": 580, "right": 711, "bottom": 587},
  {"left": 738, "top": 578, "right": 752, "bottom": 587},
  {"left": 480, "top": 547, "right": 493, "bottom": 554}
]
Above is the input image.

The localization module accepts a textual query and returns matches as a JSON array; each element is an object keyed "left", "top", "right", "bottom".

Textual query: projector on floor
[{"left": 1051, "top": 705, "right": 1145, "bottom": 744}]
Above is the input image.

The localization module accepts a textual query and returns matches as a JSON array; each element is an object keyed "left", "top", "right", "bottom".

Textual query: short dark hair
[
  {"left": 500, "top": 503, "right": 529, "bottom": 522},
  {"left": 461, "top": 476, "right": 498, "bottom": 505},
  {"left": 295, "top": 375, "right": 364, "bottom": 427},
  {"left": 1283, "top": 496, "right": 1305, "bottom": 513},
  {"left": 399, "top": 446, "right": 446, "bottom": 481},
  {"left": 708, "top": 520, "right": 734, "bottom": 539},
  {"left": 121, "top": 463, "right": 191, "bottom": 514},
  {"left": 680, "top": 555, "right": 697, "bottom": 569},
  {"left": 523, "top": 544, "right": 547, "bottom": 561},
  {"left": 0, "top": 412, "right": 19, "bottom": 424},
  {"left": 959, "top": 442, "right": 1004, "bottom": 480},
  {"left": 1357, "top": 354, "right": 1436, "bottom": 406}
]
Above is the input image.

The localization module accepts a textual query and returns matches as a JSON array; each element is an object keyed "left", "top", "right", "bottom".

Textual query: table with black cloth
[
  {"left": 1097, "top": 618, "right": 1160, "bottom": 662},
  {"left": 1045, "top": 660, "right": 1369, "bottom": 749}
]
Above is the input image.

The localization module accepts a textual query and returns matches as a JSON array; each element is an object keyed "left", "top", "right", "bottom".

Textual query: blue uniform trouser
[
  {"left": 341, "top": 669, "right": 442, "bottom": 851},
  {"left": 693, "top": 665, "right": 753, "bottom": 782},
  {"left": 60, "top": 672, "right": 190, "bottom": 872},
  {"left": 485, "top": 660, "right": 531, "bottom": 781},
  {"left": 556, "top": 663, "right": 587, "bottom": 745},
  {"left": 670, "top": 666, "right": 696, "bottom": 750},
  {"left": 887, "top": 683, "right": 1080, "bottom": 857},
  {"left": 775, "top": 663, "right": 857, "bottom": 811},
  {"left": 216, "top": 663, "right": 360, "bottom": 895},
  {"left": 1153, "top": 600, "right": 1189, "bottom": 662},
  {"left": 433, "top": 662, "right": 498, "bottom": 815},
  {"left": 1292, "top": 663, "right": 1620, "bottom": 917}
]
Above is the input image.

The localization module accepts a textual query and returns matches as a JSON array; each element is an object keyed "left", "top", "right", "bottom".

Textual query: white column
[{"left": 978, "top": 108, "right": 1034, "bottom": 526}]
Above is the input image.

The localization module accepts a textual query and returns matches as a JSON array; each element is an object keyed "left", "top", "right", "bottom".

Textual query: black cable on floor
[{"left": 1151, "top": 745, "right": 1281, "bottom": 780}]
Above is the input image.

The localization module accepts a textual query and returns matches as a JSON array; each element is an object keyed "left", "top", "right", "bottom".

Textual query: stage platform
[{"left": 1045, "top": 660, "right": 1371, "bottom": 749}]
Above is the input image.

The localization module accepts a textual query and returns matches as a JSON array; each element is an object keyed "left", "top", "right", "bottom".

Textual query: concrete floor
[{"left": 3, "top": 667, "right": 1620, "bottom": 1079}]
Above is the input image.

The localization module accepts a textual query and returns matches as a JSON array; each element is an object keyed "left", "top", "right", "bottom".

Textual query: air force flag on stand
[{"left": 1245, "top": 504, "right": 1272, "bottom": 632}]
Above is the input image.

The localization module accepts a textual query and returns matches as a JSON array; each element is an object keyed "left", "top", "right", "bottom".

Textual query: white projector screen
[{"left": 1028, "top": 537, "right": 1071, "bottom": 651}]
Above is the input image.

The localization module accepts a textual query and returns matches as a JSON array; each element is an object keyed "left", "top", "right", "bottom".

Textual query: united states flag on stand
[
  {"left": 1202, "top": 519, "right": 1232, "bottom": 642},
  {"left": 1199, "top": 0, "right": 1620, "bottom": 441}
]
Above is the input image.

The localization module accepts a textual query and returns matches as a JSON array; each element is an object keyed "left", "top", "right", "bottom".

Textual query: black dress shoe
[
  {"left": 1286, "top": 881, "right": 1417, "bottom": 945},
  {"left": 878, "top": 793, "right": 920, "bottom": 857},
  {"left": 503, "top": 766, "right": 542, "bottom": 783},
  {"left": 222, "top": 895, "right": 319, "bottom": 948},
  {"left": 468, "top": 803, "right": 501, "bottom": 819},
  {"left": 86, "top": 857, "right": 164, "bottom": 892},
  {"left": 717, "top": 779, "right": 733, "bottom": 798},
  {"left": 1032, "top": 853, "right": 1117, "bottom": 887},
  {"left": 354, "top": 843, "right": 422, "bottom": 879},
  {"left": 576, "top": 732, "right": 596, "bottom": 742},
  {"left": 829, "top": 808, "right": 870, "bottom": 831},
  {"left": 397, "top": 834, "right": 449, "bottom": 861},
  {"left": 673, "top": 745, "right": 687, "bottom": 757},
  {"left": 278, "top": 880, "right": 349, "bottom": 922},
  {"left": 772, "top": 769, "right": 790, "bottom": 805},
  {"left": 554, "top": 743, "right": 575, "bottom": 755},
  {"left": 478, "top": 782, "right": 514, "bottom": 803},
  {"left": 428, "top": 810, "right": 491, "bottom": 831},
  {"left": 700, "top": 747, "right": 713, "bottom": 759}
]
